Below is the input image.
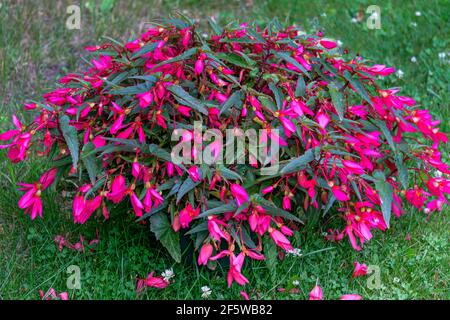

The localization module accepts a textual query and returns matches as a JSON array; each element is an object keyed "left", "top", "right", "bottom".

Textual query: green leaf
[
  {"left": 208, "top": 17, "right": 223, "bottom": 35},
  {"left": 168, "top": 85, "right": 208, "bottom": 115},
  {"left": 274, "top": 51, "right": 311, "bottom": 78},
  {"left": 395, "top": 153, "right": 409, "bottom": 189},
  {"left": 373, "top": 170, "right": 394, "bottom": 228},
  {"left": 219, "top": 90, "right": 243, "bottom": 117},
  {"left": 197, "top": 201, "right": 237, "bottom": 219},
  {"left": 295, "top": 76, "right": 306, "bottom": 97},
  {"left": 148, "top": 144, "right": 173, "bottom": 163},
  {"left": 263, "top": 236, "right": 278, "bottom": 281},
  {"left": 59, "top": 115, "right": 79, "bottom": 169},
  {"left": 215, "top": 52, "right": 256, "bottom": 69},
  {"left": 81, "top": 142, "right": 99, "bottom": 185},
  {"left": 376, "top": 120, "right": 396, "bottom": 152},
  {"left": 217, "top": 165, "right": 243, "bottom": 182},
  {"left": 280, "top": 148, "right": 316, "bottom": 174},
  {"left": 256, "top": 199, "right": 303, "bottom": 223},
  {"left": 151, "top": 47, "right": 198, "bottom": 70},
  {"left": 269, "top": 83, "right": 283, "bottom": 110},
  {"left": 343, "top": 71, "right": 373, "bottom": 105},
  {"left": 177, "top": 177, "right": 201, "bottom": 203},
  {"left": 108, "top": 81, "right": 154, "bottom": 95},
  {"left": 150, "top": 212, "right": 181, "bottom": 263},
  {"left": 328, "top": 82, "right": 345, "bottom": 121},
  {"left": 185, "top": 221, "right": 208, "bottom": 235},
  {"left": 131, "top": 41, "right": 159, "bottom": 59}
]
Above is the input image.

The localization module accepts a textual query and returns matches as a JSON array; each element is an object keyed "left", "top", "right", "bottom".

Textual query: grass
[{"left": 0, "top": 0, "right": 448, "bottom": 300}]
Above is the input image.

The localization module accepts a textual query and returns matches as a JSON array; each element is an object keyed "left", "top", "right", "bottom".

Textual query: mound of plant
[{"left": 1, "top": 16, "right": 448, "bottom": 288}]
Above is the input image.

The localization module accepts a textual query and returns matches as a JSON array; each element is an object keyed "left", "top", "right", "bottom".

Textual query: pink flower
[
  {"left": 367, "top": 64, "right": 395, "bottom": 76},
  {"left": 136, "top": 272, "right": 169, "bottom": 292},
  {"left": 195, "top": 53, "right": 206, "bottom": 75},
  {"left": 339, "top": 294, "right": 362, "bottom": 300},
  {"left": 269, "top": 228, "right": 293, "bottom": 251},
  {"left": 230, "top": 184, "right": 249, "bottom": 207},
  {"left": 332, "top": 185, "right": 350, "bottom": 201},
  {"left": 282, "top": 196, "right": 291, "bottom": 211},
  {"left": 227, "top": 253, "right": 249, "bottom": 287},
  {"left": 320, "top": 40, "right": 337, "bottom": 49},
  {"left": 405, "top": 187, "right": 429, "bottom": 208},
  {"left": 92, "top": 55, "right": 112, "bottom": 71},
  {"left": 188, "top": 166, "right": 201, "bottom": 182},
  {"left": 130, "top": 192, "right": 144, "bottom": 217},
  {"left": 179, "top": 203, "right": 200, "bottom": 228},
  {"left": 39, "top": 288, "right": 69, "bottom": 300},
  {"left": 208, "top": 216, "right": 230, "bottom": 241},
  {"left": 136, "top": 91, "right": 153, "bottom": 108},
  {"left": 240, "top": 291, "right": 250, "bottom": 300},
  {"left": 309, "top": 285, "right": 323, "bottom": 300},
  {"left": 352, "top": 262, "right": 368, "bottom": 277},
  {"left": 17, "top": 168, "right": 57, "bottom": 220},
  {"left": 262, "top": 186, "right": 274, "bottom": 195},
  {"left": 198, "top": 243, "right": 213, "bottom": 266},
  {"left": 317, "top": 112, "right": 330, "bottom": 130},
  {"left": 107, "top": 175, "right": 127, "bottom": 204},
  {"left": 342, "top": 160, "right": 365, "bottom": 175}
]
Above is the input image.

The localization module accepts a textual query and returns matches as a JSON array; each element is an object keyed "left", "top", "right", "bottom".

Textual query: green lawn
[{"left": 0, "top": 0, "right": 448, "bottom": 300}]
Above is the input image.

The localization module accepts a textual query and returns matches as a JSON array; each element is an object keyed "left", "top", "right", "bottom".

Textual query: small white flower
[
  {"left": 438, "top": 52, "right": 446, "bottom": 60},
  {"left": 162, "top": 268, "right": 175, "bottom": 281},
  {"left": 415, "top": 11, "right": 421, "bottom": 16},
  {"left": 410, "top": 22, "right": 418, "bottom": 27},
  {"left": 287, "top": 248, "right": 302, "bottom": 257},
  {"left": 411, "top": 56, "right": 417, "bottom": 63},
  {"left": 292, "top": 280, "right": 300, "bottom": 286},
  {"left": 337, "top": 40, "right": 343, "bottom": 47},
  {"left": 321, "top": 12, "right": 327, "bottom": 17},
  {"left": 424, "top": 208, "right": 431, "bottom": 214},
  {"left": 351, "top": 17, "right": 358, "bottom": 24},
  {"left": 435, "top": 170, "right": 443, "bottom": 178},
  {"left": 201, "top": 286, "right": 212, "bottom": 298},
  {"left": 396, "top": 69, "right": 404, "bottom": 78},
  {"left": 393, "top": 277, "right": 401, "bottom": 283}
]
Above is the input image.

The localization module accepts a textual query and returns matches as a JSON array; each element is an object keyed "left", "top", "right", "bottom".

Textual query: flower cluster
[{"left": 1, "top": 17, "right": 448, "bottom": 288}]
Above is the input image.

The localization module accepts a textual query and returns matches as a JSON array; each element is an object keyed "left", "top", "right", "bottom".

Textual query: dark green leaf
[
  {"left": 208, "top": 17, "right": 223, "bottom": 35},
  {"left": 269, "top": 83, "right": 283, "bottom": 110},
  {"left": 219, "top": 90, "right": 243, "bottom": 116},
  {"left": 280, "top": 148, "right": 315, "bottom": 174},
  {"left": 215, "top": 52, "right": 256, "bottom": 69},
  {"left": 168, "top": 85, "right": 208, "bottom": 115},
  {"left": 373, "top": 170, "right": 393, "bottom": 228},
  {"left": 328, "top": 82, "right": 345, "bottom": 121},
  {"left": 274, "top": 51, "right": 311, "bottom": 78},
  {"left": 151, "top": 47, "right": 197, "bottom": 70},
  {"left": 150, "top": 212, "right": 181, "bottom": 262},
  {"left": 81, "top": 142, "right": 99, "bottom": 184},
  {"left": 59, "top": 115, "right": 79, "bottom": 168},
  {"left": 177, "top": 177, "right": 201, "bottom": 203},
  {"left": 131, "top": 41, "right": 159, "bottom": 59},
  {"left": 295, "top": 76, "right": 306, "bottom": 97},
  {"left": 197, "top": 201, "right": 237, "bottom": 218}
]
